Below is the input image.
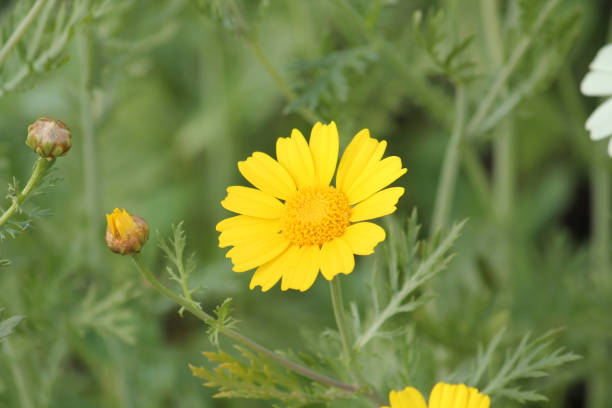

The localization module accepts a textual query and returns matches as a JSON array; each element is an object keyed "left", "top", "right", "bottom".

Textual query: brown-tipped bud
[
  {"left": 105, "top": 208, "right": 149, "bottom": 255},
  {"left": 26, "top": 117, "right": 72, "bottom": 159}
]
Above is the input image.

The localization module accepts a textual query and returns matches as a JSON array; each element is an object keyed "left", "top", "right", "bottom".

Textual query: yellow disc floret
[{"left": 281, "top": 186, "right": 351, "bottom": 247}]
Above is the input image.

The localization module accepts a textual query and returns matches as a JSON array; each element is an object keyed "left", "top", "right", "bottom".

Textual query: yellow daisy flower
[
  {"left": 382, "top": 383, "right": 490, "bottom": 408},
  {"left": 217, "top": 121, "right": 406, "bottom": 292}
]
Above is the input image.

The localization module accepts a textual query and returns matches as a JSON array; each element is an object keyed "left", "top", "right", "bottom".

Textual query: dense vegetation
[{"left": 0, "top": 1, "right": 610, "bottom": 407}]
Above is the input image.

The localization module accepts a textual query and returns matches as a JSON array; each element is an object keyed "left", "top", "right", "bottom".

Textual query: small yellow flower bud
[
  {"left": 105, "top": 208, "right": 149, "bottom": 255},
  {"left": 26, "top": 117, "right": 72, "bottom": 159}
]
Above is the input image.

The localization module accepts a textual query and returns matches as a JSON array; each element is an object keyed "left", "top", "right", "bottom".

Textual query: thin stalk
[
  {"left": 0, "top": 158, "right": 53, "bottom": 229},
  {"left": 591, "top": 164, "right": 610, "bottom": 287},
  {"left": 79, "top": 28, "right": 100, "bottom": 267},
  {"left": 329, "top": 277, "right": 353, "bottom": 364},
  {"left": 430, "top": 86, "right": 466, "bottom": 234},
  {"left": 227, "top": 0, "right": 320, "bottom": 125},
  {"left": 461, "top": 144, "right": 491, "bottom": 212},
  {"left": 493, "top": 123, "right": 514, "bottom": 223},
  {"left": 480, "top": 0, "right": 514, "bottom": 223},
  {"left": 557, "top": 66, "right": 610, "bottom": 408},
  {"left": 0, "top": 0, "right": 48, "bottom": 69},
  {"left": 3, "top": 339, "right": 34, "bottom": 408},
  {"left": 467, "top": 0, "right": 559, "bottom": 136},
  {"left": 130, "top": 254, "right": 377, "bottom": 398}
]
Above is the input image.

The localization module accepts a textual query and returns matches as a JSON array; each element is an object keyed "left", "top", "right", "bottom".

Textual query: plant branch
[
  {"left": 430, "top": 86, "right": 466, "bottom": 234},
  {"left": 130, "top": 254, "right": 388, "bottom": 404},
  {"left": 355, "top": 221, "right": 465, "bottom": 350},
  {"left": 227, "top": 0, "right": 320, "bottom": 125},
  {"left": 0, "top": 0, "right": 49, "bottom": 69},
  {"left": 329, "top": 277, "right": 352, "bottom": 364},
  {"left": 3, "top": 338, "right": 34, "bottom": 408},
  {"left": 79, "top": 28, "right": 101, "bottom": 267},
  {"left": 0, "top": 157, "right": 53, "bottom": 229},
  {"left": 467, "top": 0, "right": 559, "bottom": 136}
]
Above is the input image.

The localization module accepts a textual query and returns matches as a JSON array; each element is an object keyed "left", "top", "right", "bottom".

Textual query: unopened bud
[
  {"left": 26, "top": 118, "right": 72, "bottom": 159},
  {"left": 105, "top": 208, "right": 149, "bottom": 255}
]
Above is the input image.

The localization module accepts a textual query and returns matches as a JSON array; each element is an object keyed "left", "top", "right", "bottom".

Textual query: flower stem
[
  {"left": 227, "top": 0, "right": 320, "bottom": 125},
  {"left": 79, "top": 27, "right": 101, "bottom": 267},
  {"left": 329, "top": 277, "right": 353, "bottom": 364},
  {"left": 0, "top": 0, "right": 48, "bottom": 69},
  {"left": 467, "top": 0, "right": 559, "bottom": 136},
  {"left": 431, "top": 86, "right": 466, "bottom": 235},
  {"left": 130, "top": 254, "right": 380, "bottom": 399},
  {"left": 0, "top": 157, "right": 53, "bottom": 229},
  {"left": 3, "top": 338, "right": 34, "bottom": 408}
]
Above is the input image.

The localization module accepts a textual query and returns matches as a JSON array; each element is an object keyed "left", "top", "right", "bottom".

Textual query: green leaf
[
  {"left": 0, "top": 312, "right": 25, "bottom": 340},
  {"left": 467, "top": 328, "right": 581, "bottom": 402},
  {"left": 354, "top": 211, "right": 466, "bottom": 350},
  {"left": 158, "top": 221, "right": 202, "bottom": 316},
  {"left": 205, "top": 298, "right": 239, "bottom": 346},
  {"left": 190, "top": 345, "right": 348, "bottom": 405},
  {"left": 286, "top": 47, "right": 377, "bottom": 114}
]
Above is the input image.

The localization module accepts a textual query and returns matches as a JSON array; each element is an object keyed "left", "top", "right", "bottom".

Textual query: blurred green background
[{"left": 1, "top": 0, "right": 611, "bottom": 407}]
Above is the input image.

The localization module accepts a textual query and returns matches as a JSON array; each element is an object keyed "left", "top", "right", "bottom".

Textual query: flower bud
[
  {"left": 26, "top": 117, "right": 72, "bottom": 159},
  {"left": 105, "top": 208, "right": 149, "bottom": 255}
]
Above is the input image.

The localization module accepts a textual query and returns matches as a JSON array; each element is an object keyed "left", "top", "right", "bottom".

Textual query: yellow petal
[
  {"left": 342, "top": 139, "right": 387, "bottom": 195},
  {"left": 389, "top": 387, "right": 427, "bottom": 408},
  {"left": 467, "top": 388, "right": 490, "bottom": 408},
  {"left": 221, "top": 186, "right": 284, "bottom": 219},
  {"left": 276, "top": 129, "right": 316, "bottom": 189},
  {"left": 346, "top": 156, "right": 406, "bottom": 205},
  {"left": 440, "top": 384, "right": 456, "bottom": 408},
  {"left": 226, "top": 235, "right": 290, "bottom": 272},
  {"left": 320, "top": 238, "right": 354, "bottom": 280},
  {"left": 336, "top": 129, "right": 382, "bottom": 193},
  {"left": 452, "top": 384, "right": 468, "bottom": 408},
  {"left": 281, "top": 245, "right": 320, "bottom": 291},
  {"left": 350, "top": 187, "right": 404, "bottom": 222},
  {"left": 477, "top": 395, "right": 490, "bottom": 408},
  {"left": 341, "top": 222, "right": 385, "bottom": 255},
  {"left": 249, "top": 246, "right": 295, "bottom": 291},
  {"left": 428, "top": 383, "right": 445, "bottom": 408},
  {"left": 217, "top": 216, "right": 281, "bottom": 248},
  {"left": 309, "top": 121, "right": 339, "bottom": 187},
  {"left": 217, "top": 215, "right": 272, "bottom": 232},
  {"left": 238, "top": 152, "right": 297, "bottom": 200}
]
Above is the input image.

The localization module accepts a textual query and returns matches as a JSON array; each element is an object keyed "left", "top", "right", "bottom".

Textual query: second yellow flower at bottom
[{"left": 382, "top": 383, "right": 490, "bottom": 408}]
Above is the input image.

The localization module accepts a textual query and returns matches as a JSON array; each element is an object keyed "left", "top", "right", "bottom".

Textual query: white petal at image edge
[
  {"left": 581, "top": 71, "right": 612, "bottom": 96},
  {"left": 590, "top": 44, "right": 612, "bottom": 73},
  {"left": 585, "top": 97, "right": 612, "bottom": 140}
]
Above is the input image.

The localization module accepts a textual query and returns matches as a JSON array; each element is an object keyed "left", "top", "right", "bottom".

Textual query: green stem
[
  {"left": 467, "top": 0, "right": 559, "bottom": 136},
  {"left": 0, "top": 0, "right": 48, "bottom": 69},
  {"left": 480, "top": 0, "right": 514, "bottom": 223},
  {"left": 493, "top": 123, "right": 514, "bottom": 223},
  {"left": 79, "top": 28, "right": 101, "bottom": 267},
  {"left": 3, "top": 338, "right": 34, "bottom": 408},
  {"left": 431, "top": 86, "right": 466, "bottom": 234},
  {"left": 557, "top": 67, "right": 610, "bottom": 408},
  {"left": 461, "top": 144, "right": 491, "bottom": 212},
  {"left": 591, "top": 163, "right": 610, "bottom": 286},
  {"left": 129, "top": 254, "right": 382, "bottom": 400},
  {"left": 0, "top": 157, "right": 53, "bottom": 229},
  {"left": 227, "top": 0, "right": 320, "bottom": 125},
  {"left": 329, "top": 277, "right": 353, "bottom": 364}
]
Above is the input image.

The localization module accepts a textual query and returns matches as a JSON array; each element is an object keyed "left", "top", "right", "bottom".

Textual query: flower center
[{"left": 281, "top": 186, "right": 351, "bottom": 247}]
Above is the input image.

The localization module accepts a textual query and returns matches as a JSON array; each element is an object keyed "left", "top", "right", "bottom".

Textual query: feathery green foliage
[
  {"left": 0, "top": 0, "right": 608, "bottom": 407},
  {"left": 0, "top": 310, "right": 24, "bottom": 341}
]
